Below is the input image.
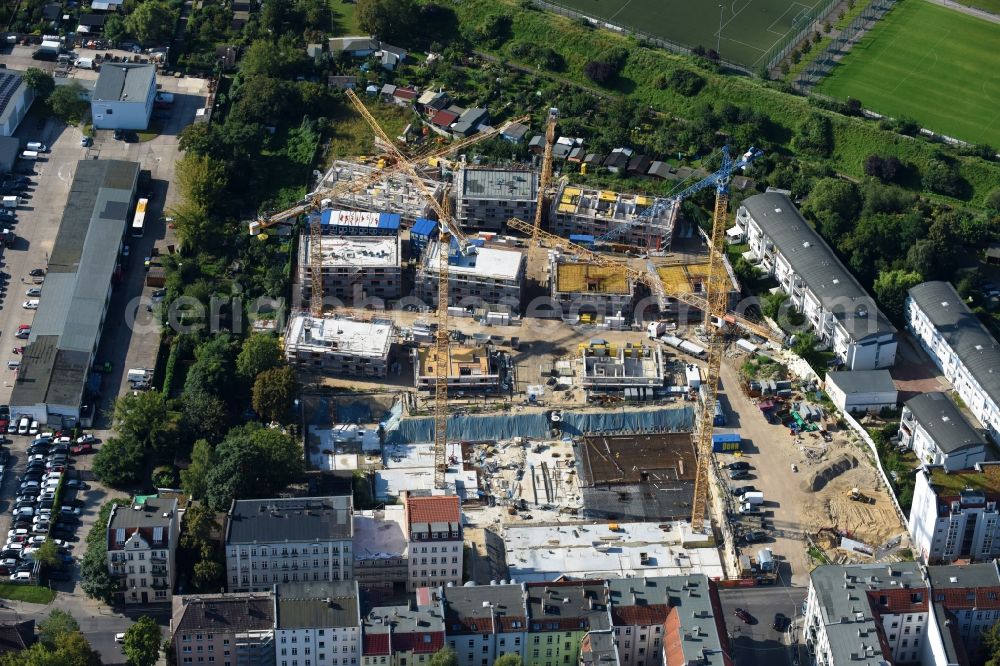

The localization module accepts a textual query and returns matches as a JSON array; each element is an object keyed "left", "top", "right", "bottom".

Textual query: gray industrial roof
[
  {"left": 905, "top": 392, "right": 987, "bottom": 454},
  {"left": 741, "top": 193, "right": 895, "bottom": 342},
  {"left": 109, "top": 497, "right": 178, "bottom": 530},
  {"left": 227, "top": 496, "right": 353, "bottom": 545},
  {"left": 0, "top": 72, "right": 28, "bottom": 133},
  {"left": 10, "top": 160, "right": 139, "bottom": 414},
  {"left": 275, "top": 581, "right": 360, "bottom": 629},
  {"left": 825, "top": 370, "right": 897, "bottom": 396},
  {"left": 443, "top": 583, "right": 526, "bottom": 632},
  {"left": 458, "top": 167, "right": 537, "bottom": 201},
  {"left": 93, "top": 63, "right": 155, "bottom": 103},
  {"left": 926, "top": 562, "right": 1000, "bottom": 589},
  {"left": 810, "top": 563, "right": 924, "bottom": 666},
  {"left": 908, "top": 281, "right": 1000, "bottom": 407},
  {"left": 525, "top": 582, "right": 612, "bottom": 632}
]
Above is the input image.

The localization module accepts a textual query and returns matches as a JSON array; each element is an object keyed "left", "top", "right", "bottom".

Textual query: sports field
[
  {"left": 549, "top": 0, "right": 830, "bottom": 68},
  {"left": 819, "top": 0, "right": 1000, "bottom": 147}
]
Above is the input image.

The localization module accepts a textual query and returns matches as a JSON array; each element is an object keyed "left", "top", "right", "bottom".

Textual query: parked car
[
  {"left": 773, "top": 613, "right": 789, "bottom": 632},
  {"left": 742, "top": 531, "right": 768, "bottom": 544},
  {"left": 8, "top": 571, "right": 30, "bottom": 583},
  {"left": 80, "top": 136, "right": 92, "bottom": 148},
  {"left": 69, "top": 444, "right": 92, "bottom": 455},
  {"left": 727, "top": 461, "right": 751, "bottom": 471},
  {"left": 732, "top": 485, "right": 757, "bottom": 497},
  {"left": 75, "top": 434, "right": 97, "bottom": 445},
  {"left": 735, "top": 608, "right": 753, "bottom": 624},
  {"left": 24, "top": 288, "right": 40, "bottom": 297},
  {"left": 28, "top": 420, "right": 38, "bottom": 435},
  {"left": 65, "top": 479, "right": 87, "bottom": 489},
  {"left": 28, "top": 269, "right": 44, "bottom": 277}
]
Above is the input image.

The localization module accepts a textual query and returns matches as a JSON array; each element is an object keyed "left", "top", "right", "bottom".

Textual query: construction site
[{"left": 256, "top": 93, "right": 911, "bottom": 591}]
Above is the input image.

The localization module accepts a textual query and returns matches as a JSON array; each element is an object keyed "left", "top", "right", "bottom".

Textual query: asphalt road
[{"left": 719, "top": 587, "right": 808, "bottom": 666}]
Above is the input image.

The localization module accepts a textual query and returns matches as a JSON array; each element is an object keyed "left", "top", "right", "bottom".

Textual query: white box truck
[
  {"left": 742, "top": 491, "right": 764, "bottom": 506},
  {"left": 127, "top": 368, "right": 151, "bottom": 383},
  {"left": 2, "top": 196, "right": 19, "bottom": 209},
  {"left": 19, "top": 151, "right": 38, "bottom": 161}
]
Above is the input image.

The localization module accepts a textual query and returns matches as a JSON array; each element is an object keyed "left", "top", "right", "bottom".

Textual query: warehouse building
[
  {"left": 90, "top": 63, "right": 156, "bottom": 130},
  {"left": 10, "top": 160, "right": 139, "bottom": 425},
  {"left": 284, "top": 315, "right": 394, "bottom": 377},
  {"left": 549, "top": 253, "right": 633, "bottom": 320},
  {"left": 907, "top": 281, "right": 1000, "bottom": 441},
  {"left": 300, "top": 235, "right": 402, "bottom": 304},
  {"left": 900, "top": 392, "right": 991, "bottom": 471},
  {"left": 320, "top": 160, "right": 442, "bottom": 220},
  {"left": 737, "top": 193, "right": 897, "bottom": 370},
  {"left": 549, "top": 183, "right": 677, "bottom": 250},
  {"left": 453, "top": 167, "right": 537, "bottom": 232},
  {"left": 0, "top": 71, "right": 35, "bottom": 137},
  {"left": 908, "top": 463, "right": 1000, "bottom": 564},
  {"left": 415, "top": 240, "right": 525, "bottom": 314},
  {"left": 823, "top": 370, "right": 898, "bottom": 414}
]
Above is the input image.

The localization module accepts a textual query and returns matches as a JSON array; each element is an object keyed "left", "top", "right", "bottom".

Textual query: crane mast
[
  {"left": 532, "top": 108, "right": 558, "bottom": 241},
  {"left": 343, "top": 88, "right": 465, "bottom": 491}
]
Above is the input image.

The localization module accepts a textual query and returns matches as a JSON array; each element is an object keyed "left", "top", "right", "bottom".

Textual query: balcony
[{"left": 151, "top": 556, "right": 167, "bottom": 564}]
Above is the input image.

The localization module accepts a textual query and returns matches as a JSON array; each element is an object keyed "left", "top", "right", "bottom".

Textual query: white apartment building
[
  {"left": 416, "top": 241, "right": 526, "bottom": 314},
  {"left": 106, "top": 496, "right": 179, "bottom": 606},
  {"left": 803, "top": 563, "right": 928, "bottom": 666},
  {"left": 443, "top": 583, "right": 528, "bottom": 666},
  {"left": 737, "top": 193, "right": 897, "bottom": 371},
  {"left": 301, "top": 235, "right": 402, "bottom": 306},
  {"left": 907, "top": 281, "right": 1000, "bottom": 441},
  {"left": 403, "top": 493, "right": 463, "bottom": 591},
  {"left": 900, "top": 392, "right": 990, "bottom": 471},
  {"left": 453, "top": 167, "right": 537, "bottom": 232},
  {"left": 549, "top": 253, "right": 634, "bottom": 319},
  {"left": 922, "top": 563, "right": 1000, "bottom": 666},
  {"left": 274, "top": 581, "right": 362, "bottom": 666},
  {"left": 824, "top": 370, "right": 898, "bottom": 414},
  {"left": 284, "top": 315, "right": 394, "bottom": 378},
  {"left": 90, "top": 63, "right": 156, "bottom": 130},
  {"left": 549, "top": 183, "right": 677, "bottom": 250},
  {"left": 225, "top": 497, "right": 354, "bottom": 593},
  {"left": 908, "top": 464, "right": 1000, "bottom": 564}
]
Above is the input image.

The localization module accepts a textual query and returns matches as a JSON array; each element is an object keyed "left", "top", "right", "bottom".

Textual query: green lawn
[
  {"left": 819, "top": 0, "right": 1000, "bottom": 146},
  {"left": 551, "top": 0, "right": 831, "bottom": 68},
  {"left": 0, "top": 583, "right": 56, "bottom": 604},
  {"left": 330, "top": 0, "right": 361, "bottom": 36}
]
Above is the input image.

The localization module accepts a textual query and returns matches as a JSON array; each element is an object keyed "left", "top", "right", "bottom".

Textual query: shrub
[
  {"left": 583, "top": 60, "right": 614, "bottom": 84},
  {"left": 666, "top": 69, "right": 705, "bottom": 97},
  {"left": 864, "top": 155, "right": 902, "bottom": 182}
]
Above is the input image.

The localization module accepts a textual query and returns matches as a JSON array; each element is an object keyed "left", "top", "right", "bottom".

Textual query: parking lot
[{"left": 719, "top": 586, "right": 807, "bottom": 666}]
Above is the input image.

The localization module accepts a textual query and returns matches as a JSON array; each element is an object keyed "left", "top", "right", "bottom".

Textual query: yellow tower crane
[
  {"left": 344, "top": 88, "right": 471, "bottom": 490},
  {"left": 532, "top": 108, "right": 558, "bottom": 241}
]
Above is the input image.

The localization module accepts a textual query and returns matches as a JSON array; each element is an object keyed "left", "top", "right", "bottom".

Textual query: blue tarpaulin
[{"left": 384, "top": 407, "right": 694, "bottom": 444}]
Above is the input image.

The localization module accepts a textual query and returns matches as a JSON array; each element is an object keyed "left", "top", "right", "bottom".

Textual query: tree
[
  {"left": 193, "top": 558, "right": 225, "bottom": 589},
  {"left": 761, "top": 291, "right": 788, "bottom": 321},
  {"left": 169, "top": 200, "right": 212, "bottom": 252},
  {"left": 48, "top": 82, "right": 89, "bottom": 124},
  {"left": 357, "top": 0, "right": 415, "bottom": 42},
  {"left": 986, "top": 187, "right": 1000, "bottom": 211},
  {"left": 23, "top": 68, "right": 55, "bottom": 101},
  {"left": 984, "top": 619, "right": 1000, "bottom": 666},
  {"left": 34, "top": 539, "right": 61, "bottom": 571},
  {"left": 793, "top": 112, "right": 833, "bottom": 157},
  {"left": 803, "top": 177, "right": 861, "bottom": 240},
  {"left": 1, "top": 630, "right": 102, "bottom": 666},
  {"left": 922, "top": 158, "right": 964, "bottom": 197},
  {"left": 874, "top": 269, "right": 923, "bottom": 323},
  {"left": 180, "top": 502, "right": 219, "bottom": 550},
  {"left": 239, "top": 37, "right": 307, "bottom": 79},
  {"left": 176, "top": 153, "right": 228, "bottom": 211},
  {"left": 428, "top": 648, "right": 459, "bottom": 666},
  {"left": 205, "top": 424, "right": 303, "bottom": 510},
  {"left": 38, "top": 610, "right": 79, "bottom": 648},
  {"left": 180, "top": 439, "right": 216, "bottom": 499},
  {"left": 184, "top": 334, "right": 236, "bottom": 399},
  {"left": 792, "top": 331, "right": 819, "bottom": 365},
  {"left": 252, "top": 366, "right": 296, "bottom": 422},
  {"left": 864, "top": 154, "right": 902, "bottom": 183},
  {"left": 104, "top": 13, "right": 127, "bottom": 43},
  {"left": 666, "top": 69, "right": 705, "bottom": 96},
  {"left": 92, "top": 436, "right": 144, "bottom": 487},
  {"left": 152, "top": 465, "right": 177, "bottom": 488},
  {"left": 182, "top": 392, "right": 230, "bottom": 444},
  {"left": 583, "top": 60, "right": 615, "bottom": 84},
  {"left": 123, "top": 616, "right": 162, "bottom": 666},
  {"left": 493, "top": 656, "right": 522, "bottom": 666},
  {"left": 237, "top": 334, "right": 282, "bottom": 380},
  {"left": 124, "top": 0, "right": 177, "bottom": 45},
  {"left": 231, "top": 76, "right": 298, "bottom": 125},
  {"left": 114, "top": 390, "right": 170, "bottom": 449}
]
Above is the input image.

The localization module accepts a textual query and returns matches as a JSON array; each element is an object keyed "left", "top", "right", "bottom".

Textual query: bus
[{"left": 131, "top": 198, "right": 149, "bottom": 237}]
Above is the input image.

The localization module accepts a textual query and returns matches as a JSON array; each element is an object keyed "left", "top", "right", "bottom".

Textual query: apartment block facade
[
  {"left": 274, "top": 581, "right": 362, "bottom": 666},
  {"left": 106, "top": 496, "right": 179, "bottom": 606},
  {"left": 226, "top": 497, "right": 354, "bottom": 593},
  {"left": 171, "top": 592, "right": 276, "bottom": 666},
  {"left": 444, "top": 583, "right": 528, "bottom": 666},
  {"left": 908, "top": 465, "right": 1000, "bottom": 564},
  {"left": 524, "top": 581, "right": 611, "bottom": 666},
  {"left": 907, "top": 281, "right": 1000, "bottom": 441},
  {"left": 453, "top": 167, "right": 537, "bottom": 232},
  {"left": 738, "top": 193, "right": 897, "bottom": 371},
  {"left": 899, "top": 392, "right": 990, "bottom": 471},
  {"left": 361, "top": 587, "right": 445, "bottom": 666},
  {"left": 284, "top": 315, "right": 394, "bottom": 378},
  {"left": 416, "top": 241, "right": 526, "bottom": 314},
  {"left": 404, "top": 494, "right": 463, "bottom": 591}
]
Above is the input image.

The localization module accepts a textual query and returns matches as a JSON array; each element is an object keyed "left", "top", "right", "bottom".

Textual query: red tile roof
[
  {"left": 867, "top": 588, "right": 929, "bottom": 614},
  {"left": 936, "top": 587, "right": 1000, "bottom": 610},
  {"left": 431, "top": 110, "right": 459, "bottom": 128},
  {"left": 363, "top": 634, "right": 390, "bottom": 656},
  {"left": 406, "top": 495, "right": 460, "bottom": 526},
  {"left": 393, "top": 631, "right": 444, "bottom": 654},
  {"left": 612, "top": 604, "right": 670, "bottom": 626},
  {"left": 394, "top": 87, "right": 419, "bottom": 100}
]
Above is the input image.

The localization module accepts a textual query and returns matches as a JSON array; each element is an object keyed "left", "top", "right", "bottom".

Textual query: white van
[
  {"left": 20, "top": 151, "right": 38, "bottom": 161},
  {"left": 25, "top": 142, "right": 47, "bottom": 153},
  {"left": 2, "top": 196, "right": 19, "bottom": 209},
  {"left": 127, "top": 368, "right": 151, "bottom": 383},
  {"left": 17, "top": 417, "right": 29, "bottom": 435}
]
